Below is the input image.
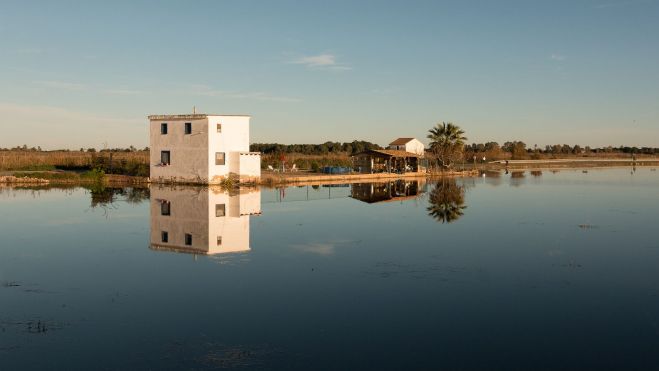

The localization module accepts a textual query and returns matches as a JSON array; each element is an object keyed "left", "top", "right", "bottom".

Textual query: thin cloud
[
  {"left": 103, "top": 89, "right": 147, "bottom": 96},
  {"left": 32, "top": 80, "right": 147, "bottom": 96},
  {"left": 290, "top": 53, "right": 351, "bottom": 71},
  {"left": 0, "top": 102, "right": 143, "bottom": 149},
  {"left": 33, "top": 80, "right": 87, "bottom": 90},
  {"left": 188, "top": 84, "right": 300, "bottom": 103},
  {"left": 550, "top": 54, "right": 567, "bottom": 61}
]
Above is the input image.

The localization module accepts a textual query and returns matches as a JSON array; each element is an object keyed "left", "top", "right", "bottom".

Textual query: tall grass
[{"left": 0, "top": 151, "right": 149, "bottom": 174}]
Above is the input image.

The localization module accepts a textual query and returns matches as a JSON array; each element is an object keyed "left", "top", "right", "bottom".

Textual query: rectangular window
[
  {"left": 217, "top": 236, "right": 222, "bottom": 246},
  {"left": 161, "top": 123, "right": 168, "bottom": 134},
  {"left": 161, "top": 231, "right": 169, "bottom": 243},
  {"left": 215, "top": 204, "right": 226, "bottom": 217},
  {"left": 184, "top": 233, "right": 192, "bottom": 246},
  {"left": 184, "top": 122, "right": 192, "bottom": 134},
  {"left": 161, "top": 201, "right": 171, "bottom": 216},
  {"left": 217, "top": 123, "right": 222, "bottom": 133},
  {"left": 161, "top": 151, "right": 170, "bottom": 165},
  {"left": 215, "top": 152, "right": 225, "bottom": 165}
]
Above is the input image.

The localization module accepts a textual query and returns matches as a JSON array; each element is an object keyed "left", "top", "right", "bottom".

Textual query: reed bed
[{"left": 0, "top": 151, "right": 149, "bottom": 171}]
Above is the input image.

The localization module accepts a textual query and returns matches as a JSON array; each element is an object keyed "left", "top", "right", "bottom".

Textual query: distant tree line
[
  {"left": 464, "top": 141, "right": 659, "bottom": 160},
  {"left": 250, "top": 140, "right": 382, "bottom": 155},
  {"left": 0, "top": 145, "right": 149, "bottom": 152}
]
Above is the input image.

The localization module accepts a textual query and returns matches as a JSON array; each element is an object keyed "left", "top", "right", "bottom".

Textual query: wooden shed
[{"left": 351, "top": 149, "right": 425, "bottom": 174}]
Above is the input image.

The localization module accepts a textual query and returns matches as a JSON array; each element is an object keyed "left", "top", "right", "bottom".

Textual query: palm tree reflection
[{"left": 427, "top": 178, "right": 467, "bottom": 223}]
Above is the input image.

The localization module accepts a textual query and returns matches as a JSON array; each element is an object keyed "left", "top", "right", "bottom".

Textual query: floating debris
[{"left": 578, "top": 224, "right": 598, "bottom": 229}]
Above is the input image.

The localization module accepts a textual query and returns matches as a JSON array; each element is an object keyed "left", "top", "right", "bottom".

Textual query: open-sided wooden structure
[{"left": 351, "top": 149, "right": 425, "bottom": 174}]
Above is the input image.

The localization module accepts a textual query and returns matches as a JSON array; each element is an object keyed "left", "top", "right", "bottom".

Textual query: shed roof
[
  {"left": 353, "top": 149, "right": 423, "bottom": 158},
  {"left": 389, "top": 138, "right": 416, "bottom": 145}
]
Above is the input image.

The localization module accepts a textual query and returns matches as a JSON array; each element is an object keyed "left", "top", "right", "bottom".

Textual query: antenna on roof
[{"left": 193, "top": 105, "right": 196, "bottom": 114}]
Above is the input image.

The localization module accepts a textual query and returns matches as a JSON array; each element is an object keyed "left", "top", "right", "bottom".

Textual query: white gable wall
[{"left": 404, "top": 139, "right": 426, "bottom": 156}]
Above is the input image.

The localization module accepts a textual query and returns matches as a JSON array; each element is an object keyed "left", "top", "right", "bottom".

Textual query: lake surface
[{"left": 1, "top": 168, "right": 659, "bottom": 370}]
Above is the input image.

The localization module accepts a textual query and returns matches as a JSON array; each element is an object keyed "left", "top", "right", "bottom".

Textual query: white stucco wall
[
  {"left": 387, "top": 139, "right": 426, "bottom": 156},
  {"left": 149, "top": 118, "right": 209, "bottom": 183},
  {"left": 149, "top": 114, "right": 260, "bottom": 184},
  {"left": 207, "top": 115, "right": 253, "bottom": 183},
  {"left": 404, "top": 139, "right": 426, "bottom": 156}
]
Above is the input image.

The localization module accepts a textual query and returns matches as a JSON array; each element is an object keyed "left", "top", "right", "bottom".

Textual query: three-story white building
[{"left": 148, "top": 114, "right": 261, "bottom": 184}]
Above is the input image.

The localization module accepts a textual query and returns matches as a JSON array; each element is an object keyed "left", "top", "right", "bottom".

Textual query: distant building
[
  {"left": 150, "top": 186, "right": 261, "bottom": 255},
  {"left": 148, "top": 114, "right": 260, "bottom": 184},
  {"left": 387, "top": 138, "right": 425, "bottom": 156},
  {"left": 352, "top": 137, "right": 427, "bottom": 174}
]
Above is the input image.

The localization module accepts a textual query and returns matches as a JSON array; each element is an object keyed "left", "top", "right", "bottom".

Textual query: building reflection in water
[
  {"left": 150, "top": 186, "right": 261, "bottom": 256},
  {"left": 350, "top": 179, "right": 426, "bottom": 204}
]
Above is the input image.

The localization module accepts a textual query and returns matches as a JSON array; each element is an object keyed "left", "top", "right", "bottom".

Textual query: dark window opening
[
  {"left": 161, "top": 231, "right": 169, "bottom": 243},
  {"left": 217, "top": 123, "right": 222, "bottom": 133},
  {"left": 161, "top": 123, "right": 168, "bottom": 134},
  {"left": 184, "top": 122, "right": 192, "bottom": 134},
  {"left": 217, "top": 236, "right": 222, "bottom": 246},
  {"left": 185, "top": 233, "right": 192, "bottom": 246},
  {"left": 161, "top": 151, "right": 171, "bottom": 165},
  {"left": 215, "top": 204, "right": 226, "bottom": 217},
  {"left": 215, "top": 152, "right": 225, "bottom": 165},
  {"left": 161, "top": 201, "right": 171, "bottom": 216}
]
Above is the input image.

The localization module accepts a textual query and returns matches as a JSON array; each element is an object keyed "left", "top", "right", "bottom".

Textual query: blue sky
[{"left": 1, "top": 0, "right": 658, "bottom": 149}]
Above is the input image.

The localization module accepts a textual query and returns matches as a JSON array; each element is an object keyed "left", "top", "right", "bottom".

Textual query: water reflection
[
  {"left": 350, "top": 179, "right": 426, "bottom": 204},
  {"left": 90, "top": 186, "right": 150, "bottom": 208},
  {"left": 149, "top": 186, "right": 261, "bottom": 255},
  {"left": 427, "top": 178, "right": 467, "bottom": 223}
]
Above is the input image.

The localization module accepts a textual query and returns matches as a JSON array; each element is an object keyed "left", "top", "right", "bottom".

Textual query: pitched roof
[{"left": 389, "top": 137, "right": 416, "bottom": 145}]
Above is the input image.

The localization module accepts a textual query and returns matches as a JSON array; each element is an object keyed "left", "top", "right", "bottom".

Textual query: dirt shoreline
[{"left": 1, "top": 160, "right": 656, "bottom": 187}]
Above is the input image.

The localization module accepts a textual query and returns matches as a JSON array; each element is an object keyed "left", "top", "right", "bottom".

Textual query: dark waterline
[{"left": 1, "top": 168, "right": 658, "bottom": 370}]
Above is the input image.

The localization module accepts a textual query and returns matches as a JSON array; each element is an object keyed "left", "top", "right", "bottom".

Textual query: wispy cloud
[
  {"left": 102, "top": 89, "right": 147, "bottom": 96},
  {"left": 32, "top": 80, "right": 150, "bottom": 96},
  {"left": 33, "top": 80, "right": 87, "bottom": 91},
  {"left": 188, "top": 84, "right": 300, "bottom": 103},
  {"left": 289, "top": 53, "right": 351, "bottom": 71},
  {"left": 0, "top": 102, "right": 143, "bottom": 149},
  {"left": 550, "top": 53, "right": 567, "bottom": 61}
]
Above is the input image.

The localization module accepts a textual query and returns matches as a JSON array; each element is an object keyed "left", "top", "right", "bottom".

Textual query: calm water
[{"left": 1, "top": 168, "right": 659, "bottom": 370}]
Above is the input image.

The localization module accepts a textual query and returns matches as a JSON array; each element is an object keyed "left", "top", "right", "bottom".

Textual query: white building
[
  {"left": 387, "top": 138, "right": 426, "bottom": 156},
  {"left": 149, "top": 186, "right": 261, "bottom": 255},
  {"left": 148, "top": 114, "right": 261, "bottom": 184}
]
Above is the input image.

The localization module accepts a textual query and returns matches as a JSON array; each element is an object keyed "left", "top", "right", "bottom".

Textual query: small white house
[
  {"left": 148, "top": 114, "right": 260, "bottom": 184},
  {"left": 387, "top": 138, "right": 425, "bottom": 156},
  {"left": 150, "top": 186, "right": 261, "bottom": 255}
]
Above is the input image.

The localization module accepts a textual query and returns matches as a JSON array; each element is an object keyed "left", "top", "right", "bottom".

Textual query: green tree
[{"left": 427, "top": 122, "right": 467, "bottom": 170}]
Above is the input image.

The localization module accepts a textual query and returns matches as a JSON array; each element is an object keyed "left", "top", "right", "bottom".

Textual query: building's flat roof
[{"left": 148, "top": 114, "right": 250, "bottom": 120}]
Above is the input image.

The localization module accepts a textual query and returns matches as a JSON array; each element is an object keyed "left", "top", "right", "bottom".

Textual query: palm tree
[
  {"left": 427, "top": 122, "right": 467, "bottom": 170},
  {"left": 427, "top": 178, "right": 467, "bottom": 223}
]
